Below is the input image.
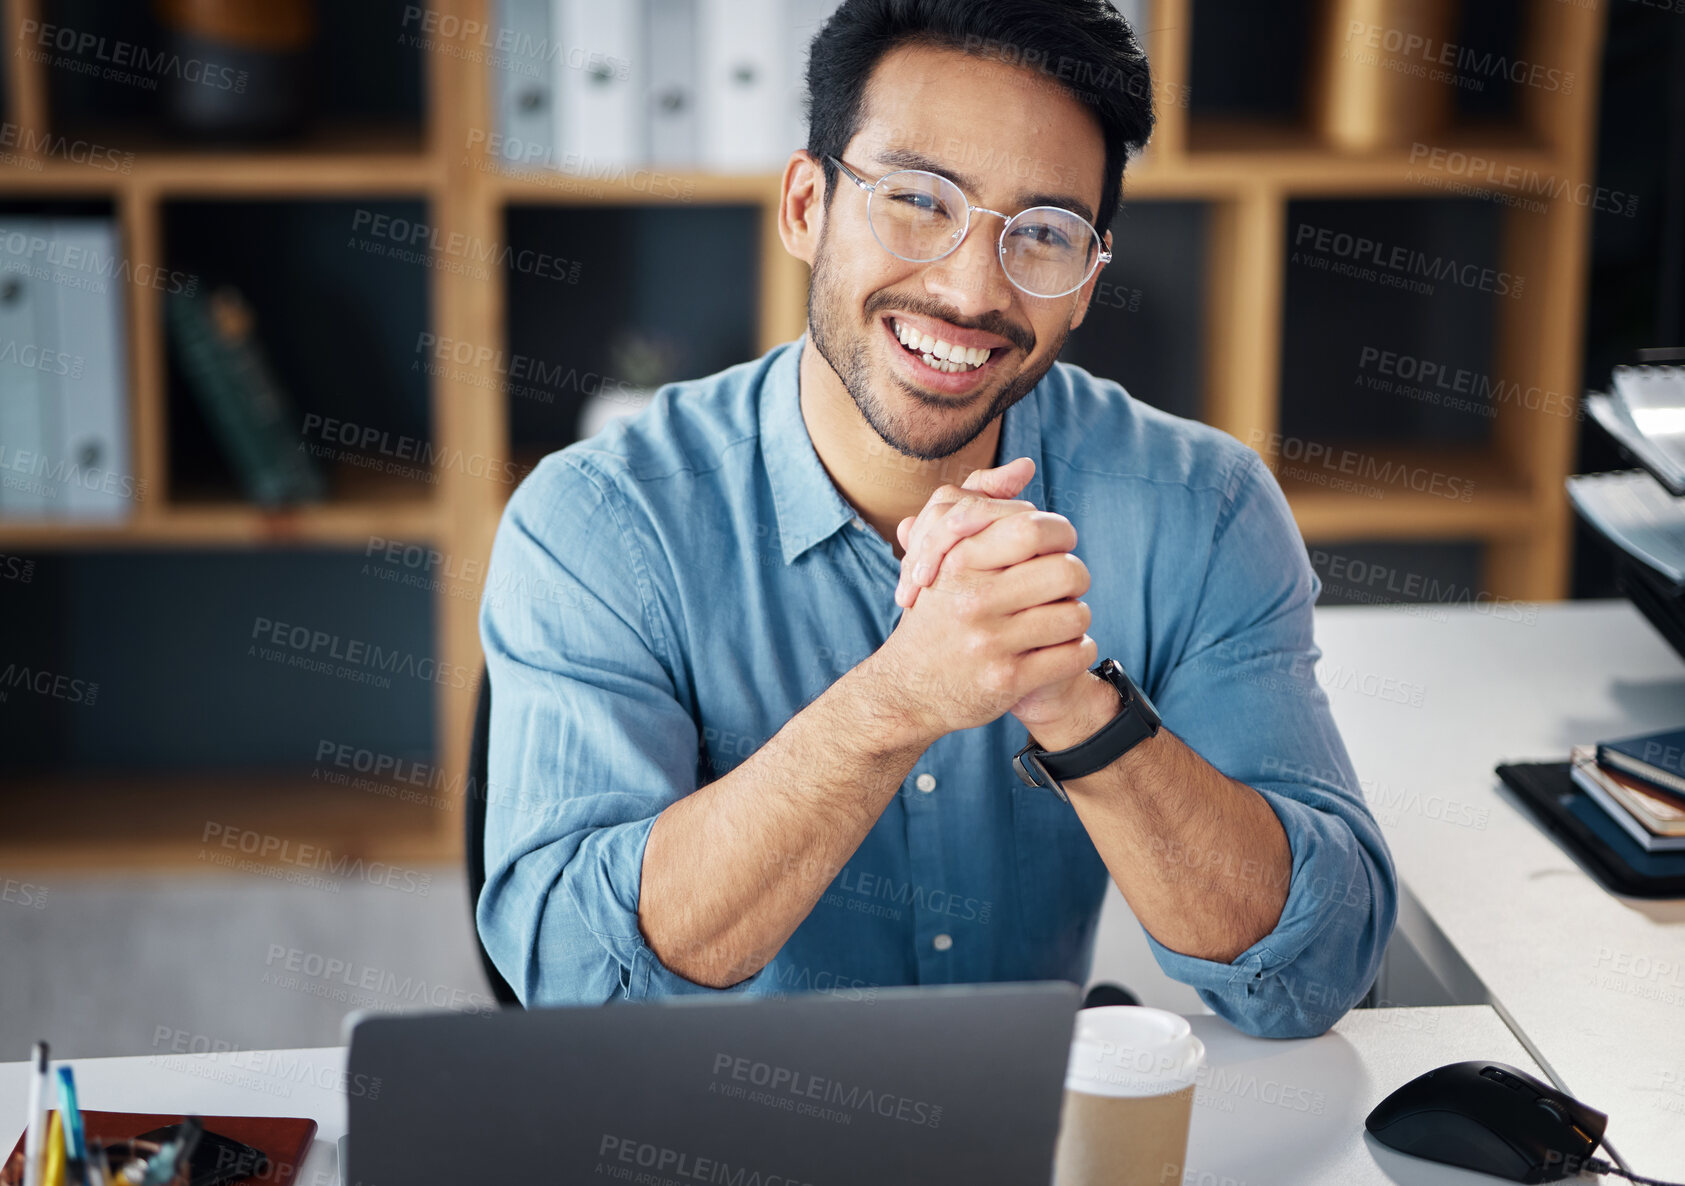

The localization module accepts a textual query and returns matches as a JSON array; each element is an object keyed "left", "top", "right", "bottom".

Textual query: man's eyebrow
[{"left": 870, "top": 146, "right": 1098, "bottom": 227}]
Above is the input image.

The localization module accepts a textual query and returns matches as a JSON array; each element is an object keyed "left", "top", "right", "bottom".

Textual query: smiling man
[{"left": 478, "top": 0, "right": 1397, "bottom": 1038}]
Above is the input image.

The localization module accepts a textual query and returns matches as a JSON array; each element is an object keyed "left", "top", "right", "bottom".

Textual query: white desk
[
  {"left": 1315, "top": 602, "right": 1685, "bottom": 1174},
  {"left": 0, "top": 1007, "right": 1547, "bottom": 1186}
]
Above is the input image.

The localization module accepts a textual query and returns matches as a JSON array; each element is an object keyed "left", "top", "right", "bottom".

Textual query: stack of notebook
[{"left": 1570, "top": 728, "right": 1685, "bottom": 853}]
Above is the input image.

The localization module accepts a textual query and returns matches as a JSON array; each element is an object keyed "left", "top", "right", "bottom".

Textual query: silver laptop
[{"left": 346, "top": 981, "right": 1079, "bottom": 1185}]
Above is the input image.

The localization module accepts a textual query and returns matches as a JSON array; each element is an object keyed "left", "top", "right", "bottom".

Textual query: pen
[
  {"left": 40, "top": 1112, "right": 64, "bottom": 1186},
  {"left": 21, "top": 1044, "right": 48, "bottom": 1186},
  {"left": 55, "top": 1070, "right": 86, "bottom": 1186}
]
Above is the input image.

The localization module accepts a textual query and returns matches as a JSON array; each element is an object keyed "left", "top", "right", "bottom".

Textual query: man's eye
[
  {"left": 889, "top": 191, "right": 947, "bottom": 216},
  {"left": 1012, "top": 222, "right": 1074, "bottom": 249}
]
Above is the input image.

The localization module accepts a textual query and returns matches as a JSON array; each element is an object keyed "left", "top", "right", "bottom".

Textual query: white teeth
[{"left": 892, "top": 319, "right": 993, "bottom": 372}]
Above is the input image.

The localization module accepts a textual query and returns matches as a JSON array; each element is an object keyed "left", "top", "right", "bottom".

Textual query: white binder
[
  {"left": 700, "top": 0, "right": 784, "bottom": 171},
  {"left": 558, "top": 0, "right": 644, "bottom": 169},
  {"left": 645, "top": 0, "right": 699, "bottom": 168},
  {"left": 493, "top": 0, "right": 557, "bottom": 167},
  {"left": 45, "top": 219, "right": 130, "bottom": 520},
  {"left": 0, "top": 220, "right": 54, "bottom": 517}
]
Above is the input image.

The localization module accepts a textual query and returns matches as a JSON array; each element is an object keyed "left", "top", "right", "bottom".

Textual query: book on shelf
[
  {"left": 1569, "top": 745, "right": 1685, "bottom": 853},
  {"left": 0, "top": 218, "right": 132, "bottom": 522},
  {"left": 166, "top": 286, "right": 325, "bottom": 508}
]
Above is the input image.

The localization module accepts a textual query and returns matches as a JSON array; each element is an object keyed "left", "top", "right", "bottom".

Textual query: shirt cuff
[
  {"left": 565, "top": 814, "right": 784, "bottom": 1000},
  {"left": 1139, "top": 787, "right": 1377, "bottom": 1036}
]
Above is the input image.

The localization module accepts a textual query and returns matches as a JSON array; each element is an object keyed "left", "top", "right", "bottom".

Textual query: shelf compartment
[
  {"left": 160, "top": 198, "right": 435, "bottom": 509},
  {"left": 0, "top": 550, "right": 442, "bottom": 810},
  {"left": 1279, "top": 196, "right": 1508, "bottom": 449},
  {"left": 501, "top": 202, "right": 761, "bottom": 461},
  {"left": 32, "top": 0, "right": 423, "bottom": 152}
]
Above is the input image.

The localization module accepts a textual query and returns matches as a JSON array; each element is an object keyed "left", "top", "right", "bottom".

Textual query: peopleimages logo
[
  {"left": 710, "top": 1053, "right": 943, "bottom": 1128},
  {"left": 17, "top": 19, "right": 248, "bottom": 93},
  {"left": 1249, "top": 431, "right": 1476, "bottom": 503},
  {"left": 1341, "top": 19, "right": 1574, "bottom": 94},
  {"left": 1292, "top": 223, "right": 1523, "bottom": 299}
]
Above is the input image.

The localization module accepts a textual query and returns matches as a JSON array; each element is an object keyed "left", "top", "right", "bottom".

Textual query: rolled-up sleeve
[
  {"left": 1143, "top": 450, "right": 1398, "bottom": 1038},
  {"left": 476, "top": 454, "right": 778, "bottom": 1006}
]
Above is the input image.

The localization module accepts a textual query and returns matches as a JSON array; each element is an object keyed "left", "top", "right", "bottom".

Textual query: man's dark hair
[{"left": 805, "top": 0, "right": 1155, "bottom": 235}]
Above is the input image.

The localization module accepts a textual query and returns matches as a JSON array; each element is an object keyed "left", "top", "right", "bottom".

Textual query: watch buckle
[{"left": 1012, "top": 743, "right": 1070, "bottom": 804}]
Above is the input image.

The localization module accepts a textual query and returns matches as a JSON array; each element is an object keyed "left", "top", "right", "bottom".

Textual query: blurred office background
[{"left": 1, "top": 0, "right": 1682, "bottom": 1057}]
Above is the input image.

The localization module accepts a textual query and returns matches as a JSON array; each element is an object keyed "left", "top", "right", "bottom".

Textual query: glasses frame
[{"left": 825, "top": 154, "right": 1112, "bottom": 300}]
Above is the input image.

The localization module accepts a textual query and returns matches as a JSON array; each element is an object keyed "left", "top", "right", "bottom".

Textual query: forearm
[
  {"left": 1034, "top": 674, "right": 1291, "bottom": 963},
  {"left": 639, "top": 656, "right": 930, "bottom": 988}
]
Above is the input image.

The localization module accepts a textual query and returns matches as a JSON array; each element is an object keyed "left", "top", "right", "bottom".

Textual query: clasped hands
[{"left": 870, "top": 456, "right": 1101, "bottom": 741}]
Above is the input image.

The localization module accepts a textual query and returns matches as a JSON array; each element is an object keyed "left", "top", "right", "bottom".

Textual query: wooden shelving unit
[{"left": 0, "top": 0, "right": 1605, "bottom": 870}]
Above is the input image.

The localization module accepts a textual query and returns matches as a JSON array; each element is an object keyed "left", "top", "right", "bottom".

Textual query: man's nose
[{"left": 920, "top": 216, "right": 1015, "bottom": 318}]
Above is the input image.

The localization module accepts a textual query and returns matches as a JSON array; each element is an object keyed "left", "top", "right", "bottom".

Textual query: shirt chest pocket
[{"left": 1009, "top": 784, "right": 1109, "bottom": 949}]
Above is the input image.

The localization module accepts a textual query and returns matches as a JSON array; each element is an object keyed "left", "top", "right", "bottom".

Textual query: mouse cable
[{"left": 1584, "top": 1158, "right": 1685, "bottom": 1186}]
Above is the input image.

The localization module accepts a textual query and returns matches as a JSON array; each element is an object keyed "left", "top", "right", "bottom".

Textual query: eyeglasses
[{"left": 826, "top": 155, "right": 1111, "bottom": 299}]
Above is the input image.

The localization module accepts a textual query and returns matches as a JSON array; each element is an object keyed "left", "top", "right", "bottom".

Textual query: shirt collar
[
  {"left": 759, "top": 336, "right": 1048, "bottom": 565},
  {"left": 760, "top": 336, "right": 859, "bottom": 565}
]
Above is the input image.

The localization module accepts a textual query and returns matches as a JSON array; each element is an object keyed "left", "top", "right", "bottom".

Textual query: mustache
[{"left": 863, "top": 291, "right": 1035, "bottom": 356}]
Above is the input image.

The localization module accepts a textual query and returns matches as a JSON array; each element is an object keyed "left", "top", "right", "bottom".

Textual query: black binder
[{"left": 1496, "top": 761, "right": 1685, "bottom": 899}]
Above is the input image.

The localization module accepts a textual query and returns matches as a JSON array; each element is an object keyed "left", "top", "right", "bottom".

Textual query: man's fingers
[
  {"left": 1004, "top": 598, "right": 1093, "bottom": 654},
  {"left": 1013, "top": 633, "right": 1100, "bottom": 695},
  {"left": 975, "top": 550, "right": 1091, "bottom": 616},
  {"left": 897, "top": 496, "right": 1039, "bottom": 607},
  {"left": 892, "top": 457, "right": 1036, "bottom": 609},
  {"left": 942, "top": 511, "right": 1076, "bottom": 577}
]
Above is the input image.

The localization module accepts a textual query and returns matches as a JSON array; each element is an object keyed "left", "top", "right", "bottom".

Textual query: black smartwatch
[{"left": 1012, "top": 659, "right": 1161, "bottom": 803}]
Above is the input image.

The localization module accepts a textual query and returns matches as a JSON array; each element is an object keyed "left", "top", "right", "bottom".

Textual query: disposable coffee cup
[{"left": 1053, "top": 1006, "right": 1205, "bottom": 1186}]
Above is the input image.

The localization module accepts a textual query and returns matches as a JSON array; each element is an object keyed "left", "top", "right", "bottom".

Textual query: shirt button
[
  {"left": 932, "top": 933, "right": 953, "bottom": 952},
  {"left": 851, "top": 517, "right": 868, "bottom": 531},
  {"left": 915, "top": 773, "right": 937, "bottom": 793}
]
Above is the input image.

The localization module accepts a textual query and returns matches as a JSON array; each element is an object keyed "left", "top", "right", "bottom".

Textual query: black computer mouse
[{"left": 1366, "top": 1060, "right": 1608, "bottom": 1183}]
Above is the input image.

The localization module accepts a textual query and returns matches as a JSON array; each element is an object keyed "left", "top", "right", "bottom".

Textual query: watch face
[
  {"left": 1101, "top": 659, "right": 1160, "bottom": 729},
  {"left": 1134, "top": 680, "right": 1161, "bottom": 726}
]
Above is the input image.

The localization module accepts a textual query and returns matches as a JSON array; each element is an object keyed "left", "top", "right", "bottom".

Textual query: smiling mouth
[{"left": 889, "top": 317, "right": 1000, "bottom": 374}]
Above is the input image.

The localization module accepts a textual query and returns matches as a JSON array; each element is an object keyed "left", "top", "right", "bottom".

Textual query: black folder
[{"left": 1496, "top": 761, "right": 1685, "bottom": 899}]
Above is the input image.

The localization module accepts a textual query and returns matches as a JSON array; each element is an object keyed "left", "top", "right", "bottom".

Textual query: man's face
[{"left": 807, "top": 43, "right": 1110, "bottom": 462}]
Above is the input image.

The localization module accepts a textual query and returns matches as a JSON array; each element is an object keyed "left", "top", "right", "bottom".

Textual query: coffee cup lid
[{"left": 1064, "top": 1006, "right": 1205, "bottom": 1098}]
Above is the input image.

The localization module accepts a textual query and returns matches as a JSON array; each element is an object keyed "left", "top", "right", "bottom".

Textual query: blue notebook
[{"left": 1597, "top": 727, "right": 1685, "bottom": 801}]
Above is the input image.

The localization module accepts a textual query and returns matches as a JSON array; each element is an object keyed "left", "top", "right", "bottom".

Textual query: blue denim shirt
[{"left": 478, "top": 337, "right": 1396, "bottom": 1037}]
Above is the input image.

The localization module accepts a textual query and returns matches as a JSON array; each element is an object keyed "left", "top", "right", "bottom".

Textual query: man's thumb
[{"left": 962, "top": 456, "right": 1035, "bottom": 499}]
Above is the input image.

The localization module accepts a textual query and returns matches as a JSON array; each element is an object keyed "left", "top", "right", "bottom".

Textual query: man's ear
[
  {"left": 1067, "top": 228, "right": 1111, "bottom": 333},
  {"left": 779, "top": 151, "right": 825, "bottom": 267}
]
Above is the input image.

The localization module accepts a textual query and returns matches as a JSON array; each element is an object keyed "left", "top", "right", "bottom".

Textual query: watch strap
[{"left": 1012, "top": 660, "right": 1160, "bottom": 801}]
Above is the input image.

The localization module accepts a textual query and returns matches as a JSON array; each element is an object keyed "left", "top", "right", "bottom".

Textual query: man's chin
[{"left": 868, "top": 398, "right": 998, "bottom": 461}]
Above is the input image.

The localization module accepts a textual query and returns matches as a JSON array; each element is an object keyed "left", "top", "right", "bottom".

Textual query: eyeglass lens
[{"left": 866, "top": 170, "right": 1101, "bottom": 297}]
